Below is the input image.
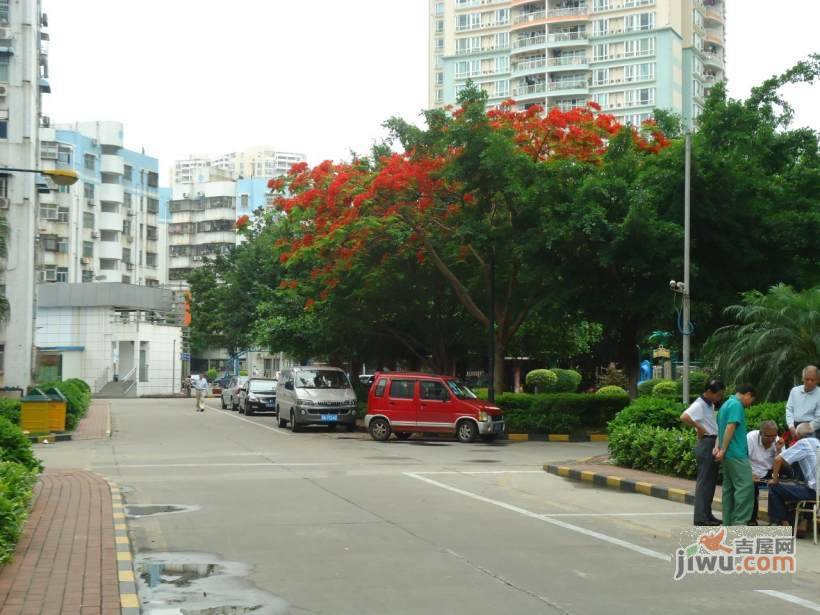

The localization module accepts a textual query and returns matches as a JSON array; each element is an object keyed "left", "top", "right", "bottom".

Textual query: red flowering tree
[{"left": 271, "top": 86, "right": 668, "bottom": 392}]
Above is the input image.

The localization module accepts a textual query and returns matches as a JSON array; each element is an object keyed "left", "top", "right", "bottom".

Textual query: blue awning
[{"left": 38, "top": 346, "right": 85, "bottom": 352}]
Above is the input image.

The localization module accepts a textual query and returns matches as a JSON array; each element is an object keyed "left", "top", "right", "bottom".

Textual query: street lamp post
[
  {"left": 682, "top": 132, "right": 692, "bottom": 405},
  {"left": 0, "top": 167, "right": 79, "bottom": 187}
]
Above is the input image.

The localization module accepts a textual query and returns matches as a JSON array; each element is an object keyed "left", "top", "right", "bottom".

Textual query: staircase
[{"left": 95, "top": 379, "right": 137, "bottom": 399}]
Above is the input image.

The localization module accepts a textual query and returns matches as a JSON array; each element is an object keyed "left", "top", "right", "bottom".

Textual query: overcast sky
[{"left": 44, "top": 1, "right": 818, "bottom": 183}]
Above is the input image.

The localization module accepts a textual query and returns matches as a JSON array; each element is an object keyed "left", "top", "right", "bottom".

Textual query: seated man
[
  {"left": 768, "top": 423, "right": 820, "bottom": 535},
  {"left": 746, "top": 420, "right": 784, "bottom": 525}
]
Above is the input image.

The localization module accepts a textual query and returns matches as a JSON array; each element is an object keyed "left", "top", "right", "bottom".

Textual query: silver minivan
[{"left": 276, "top": 367, "right": 358, "bottom": 432}]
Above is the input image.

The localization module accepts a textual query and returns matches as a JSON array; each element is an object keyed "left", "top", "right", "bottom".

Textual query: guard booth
[{"left": 20, "top": 387, "right": 67, "bottom": 434}]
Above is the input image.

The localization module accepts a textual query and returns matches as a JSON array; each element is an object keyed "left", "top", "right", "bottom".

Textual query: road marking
[
  {"left": 541, "top": 512, "right": 691, "bottom": 518},
  {"left": 756, "top": 591, "right": 820, "bottom": 612},
  {"left": 405, "top": 472, "right": 671, "bottom": 562},
  {"left": 414, "top": 470, "right": 545, "bottom": 475},
  {"left": 206, "top": 404, "right": 292, "bottom": 436},
  {"left": 95, "top": 462, "right": 342, "bottom": 469}
]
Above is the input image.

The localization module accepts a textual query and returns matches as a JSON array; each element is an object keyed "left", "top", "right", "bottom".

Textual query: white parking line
[
  {"left": 95, "top": 462, "right": 341, "bottom": 469},
  {"left": 206, "top": 404, "right": 292, "bottom": 436},
  {"left": 405, "top": 472, "right": 820, "bottom": 613},
  {"left": 756, "top": 591, "right": 820, "bottom": 612},
  {"left": 404, "top": 471, "right": 671, "bottom": 562},
  {"left": 414, "top": 470, "right": 545, "bottom": 475}
]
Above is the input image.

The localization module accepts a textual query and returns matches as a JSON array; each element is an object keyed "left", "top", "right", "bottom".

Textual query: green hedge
[
  {"left": 609, "top": 424, "right": 697, "bottom": 478},
  {"left": 525, "top": 369, "right": 558, "bottom": 393},
  {"left": 746, "top": 402, "right": 787, "bottom": 432},
  {"left": 33, "top": 380, "right": 91, "bottom": 431},
  {"left": 608, "top": 396, "right": 686, "bottom": 432},
  {"left": 552, "top": 369, "right": 582, "bottom": 393},
  {"left": 0, "top": 416, "right": 41, "bottom": 472},
  {"left": 0, "top": 461, "right": 38, "bottom": 565},
  {"left": 493, "top": 392, "right": 630, "bottom": 433},
  {"left": 0, "top": 399, "right": 21, "bottom": 426}
]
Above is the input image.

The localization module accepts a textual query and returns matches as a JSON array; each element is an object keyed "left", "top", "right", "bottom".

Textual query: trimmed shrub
[
  {"left": 638, "top": 378, "right": 670, "bottom": 397},
  {"left": 239, "top": 370, "right": 248, "bottom": 376},
  {"left": 609, "top": 424, "right": 697, "bottom": 478},
  {"left": 525, "top": 369, "right": 557, "bottom": 393},
  {"left": 552, "top": 369, "right": 582, "bottom": 393},
  {"left": 206, "top": 368, "right": 218, "bottom": 382},
  {"left": 686, "top": 371, "right": 709, "bottom": 395},
  {"left": 746, "top": 401, "right": 787, "bottom": 432},
  {"left": 0, "top": 416, "right": 41, "bottom": 472},
  {"left": 608, "top": 396, "right": 686, "bottom": 432},
  {"left": 494, "top": 393, "right": 630, "bottom": 434},
  {"left": 0, "top": 461, "right": 38, "bottom": 565},
  {"left": 596, "top": 385, "right": 627, "bottom": 395},
  {"left": 652, "top": 380, "right": 679, "bottom": 398},
  {"left": 0, "top": 399, "right": 21, "bottom": 426}
]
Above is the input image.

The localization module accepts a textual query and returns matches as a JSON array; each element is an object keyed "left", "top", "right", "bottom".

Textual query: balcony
[
  {"left": 548, "top": 79, "right": 589, "bottom": 95},
  {"left": 703, "top": 7, "right": 724, "bottom": 23},
  {"left": 547, "top": 31, "right": 588, "bottom": 46},
  {"left": 591, "top": 0, "right": 654, "bottom": 13},
  {"left": 705, "top": 30, "right": 724, "bottom": 46},
  {"left": 547, "top": 55, "right": 589, "bottom": 71},
  {"left": 455, "top": 19, "right": 510, "bottom": 33},
  {"left": 100, "top": 155, "right": 124, "bottom": 175},
  {"left": 512, "top": 10, "right": 546, "bottom": 30},
  {"left": 512, "top": 35, "right": 546, "bottom": 54},
  {"left": 702, "top": 52, "right": 724, "bottom": 69},
  {"left": 99, "top": 211, "right": 123, "bottom": 232},
  {"left": 97, "top": 122, "right": 123, "bottom": 148},
  {"left": 547, "top": 5, "right": 589, "bottom": 20},
  {"left": 98, "top": 241, "right": 121, "bottom": 260},
  {"left": 454, "top": 43, "right": 511, "bottom": 56},
  {"left": 512, "top": 58, "right": 548, "bottom": 76},
  {"left": 98, "top": 184, "right": 124, "bottom": 204},
  {"left": 458, "top": 0, "right": 509, "bottom": 8},
  {"left": 512, "top": 83, "right": 547, "bottom": 98}
]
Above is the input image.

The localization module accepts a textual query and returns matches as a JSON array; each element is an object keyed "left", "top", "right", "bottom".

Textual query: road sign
[{"left": 180, "top": 353, "right": 191, "bottom": 361}]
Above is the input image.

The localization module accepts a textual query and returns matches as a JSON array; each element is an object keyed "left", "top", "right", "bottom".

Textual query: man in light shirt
[
  {"left": 786, "top": 365, "right": 820, "bottom": 439},
  {"left": 768, "top": 423, "right": 819, "bottom": 536},
  {"left": 746, "top": 420, "right": 784, "bottom": 525},
  {"left": 192, "top": 374, "right": 209, "bottom": 412},
  {"left": 680, "top": 379, "right": 725, "bottom": 526}
]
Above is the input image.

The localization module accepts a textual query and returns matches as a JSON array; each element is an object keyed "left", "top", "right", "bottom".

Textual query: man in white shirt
[
  {"left": 192, "top": 374, "right": 209, "bottom": 412},
  {"left": 768, "top": 423, "right": 819, "bottom": 535},
  {"left": 680, "top": 379, "right": 725, "bottom": 526},
  {"left": 786, "top": 365, "right": 820, "bottom": 439},
  {"left": 746, "top": 420, "right": 784, "bottom": 524}
]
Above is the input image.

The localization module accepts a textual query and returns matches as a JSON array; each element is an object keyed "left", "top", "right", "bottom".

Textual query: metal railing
[
  {"left": 514, "top": 58, "right": 548, "bottom": 72},
  {"left": 514, "top": 10, "right": 545, "bottom": 24},
  {"left": 513, "top": 35, "right": 546, "bottom": 49},
  {"left": 547, "top": 31, "right": 588, "bottom": 43},
  {"left": 513, "top": 83, "right": 547, "bottom": 96},
  {"left": 547, "top": 6, "right": 589, "bottom": 18},
  {"left": 121, "top": 366, "right": 137, "bottom": 382},
  {"left": 548, "top": 55, "right": 589, "bottom": 66},
  {"left": 455, "top": 43, "right": 511, "bottom": 56},
  {"left": 548, "top": 79, "right": 588, "bottom": 91}
]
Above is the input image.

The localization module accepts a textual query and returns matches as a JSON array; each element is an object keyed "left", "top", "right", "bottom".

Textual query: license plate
[
  {"left": 320, "top": 414, "right": 338, "bottom": 422},
  {"left": 266, "top": 402, "right": 275, "bottom": 407}
]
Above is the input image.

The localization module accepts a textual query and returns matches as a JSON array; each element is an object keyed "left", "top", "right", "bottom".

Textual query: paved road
[{"left": 38, "top": 399, "right": 820, "bottom": 615}]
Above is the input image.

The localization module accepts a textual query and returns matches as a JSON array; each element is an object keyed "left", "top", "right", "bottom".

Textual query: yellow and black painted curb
[
  {"left": 543, "top": 463, "right": 771, "bottom": 523},
  {"left": 508, "top": 433, "right": 608, "bottom": 442},
  {"left": 106, "top": 480, "right": 141, "bottom": 614}
]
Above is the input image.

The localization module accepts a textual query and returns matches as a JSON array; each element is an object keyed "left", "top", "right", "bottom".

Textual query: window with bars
[
  {"left": 84, "top": 182, "right": 95, "bottom": 199},
  {"left": 58, "top": 207, "right": 70, "bottom": 222},
  {"left": 0, "top": 0, "right": 9, "bottom": 24},
  {"left": 0, "top": 176, "right": 8, "bottom": 198},
  {"left": 84, "top": 154, "right": 96, "bottom": 171},
  {"left": 83, "top": 241, "right": 94, "bottom": 257}
]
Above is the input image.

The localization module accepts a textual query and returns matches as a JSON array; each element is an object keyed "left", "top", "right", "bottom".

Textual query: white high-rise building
[
  {"left": 429, "top": 0, "right": 726, "bottom": 128},
  {"left": 0, "top": 0, "right": 49, "bottom": 388},
  {"left": 171, "top": 147, "right": 305, "bottom": 184}
]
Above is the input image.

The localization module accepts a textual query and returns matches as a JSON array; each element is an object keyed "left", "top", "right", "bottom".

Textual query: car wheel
[
  {"left": 220, "top": 397, "right": 227, "bottom": 409},
  {"left": 246, "top": 405, "right": 254, "bottom": 416},
  {"left": 290, "top": 411, "right": 300, "bottom": 433},
  {"left": 368, "top": 418, "right": 390, "bottom": 442},
  {"left": 456, "top": 420, "right": 478, "bottom": 444},
  {"left": 232, "top": 399, "right": 238, "bottom": 411},
  {"left": 395, "top": 432, "right": 412, "bottom": 441}
]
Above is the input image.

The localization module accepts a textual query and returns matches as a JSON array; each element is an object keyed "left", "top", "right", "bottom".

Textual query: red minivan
[{"left": 364, "top": 372, "right": 505, "bottom": 443}]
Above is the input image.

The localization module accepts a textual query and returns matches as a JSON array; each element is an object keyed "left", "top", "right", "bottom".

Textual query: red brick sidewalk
[
  {"left": 0, "top": 470, "right": 120, "bottom": 615},
  {"left": 73, "top": 401, "right": 111, "bottom": 441}
]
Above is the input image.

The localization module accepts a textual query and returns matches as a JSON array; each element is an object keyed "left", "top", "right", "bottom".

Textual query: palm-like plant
[
  {"left": 703, "top": 284, "right": 820, "bottom": 401},
  {"left": 0, "top": 214, "right": 8, "bottom": 323}
]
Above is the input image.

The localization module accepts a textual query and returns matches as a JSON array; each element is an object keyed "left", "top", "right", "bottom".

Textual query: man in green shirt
[{"left": 716, "top": 384, "right": 756, "bottom": 525}]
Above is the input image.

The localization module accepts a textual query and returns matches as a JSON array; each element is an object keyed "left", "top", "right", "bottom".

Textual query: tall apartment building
[
  {"left": 37, "top": 122, "right": 166, "bottom": 287},
  {"left": 172, "top": 147, "right": 305, "bottom": 184},
  {"left": 0, "top": 0, "right": 49, "bottom": 388},
  {"left": 428, "top": 0, "right": 725, "bottom": 127}
]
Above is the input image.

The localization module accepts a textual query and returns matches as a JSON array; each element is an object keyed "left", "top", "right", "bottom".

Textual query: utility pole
[{"left": 682, "top": 132, "right": 692, "bottom": 404}]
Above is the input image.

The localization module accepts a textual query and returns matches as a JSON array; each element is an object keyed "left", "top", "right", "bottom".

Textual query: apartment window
[
  {"left": 101, "top": 202, "right": 119, "bottom": 213},
  {"left": 593, "top": 0, "right": 609, "bottom": 11},
  {"left": 41, "top": 235, "right": 58, "bottom": 251},
  {"left": 625, "top": 62, "right": 654, "bottom": 82},
  {"left": 435, "top": 37, "right": 444, "bottom": 51},
  {"left": 83, "top": 212, "right": 94, "bottom": 229},
  {"left": 146, "top": 252, "right": 157, "bottom": 268},
  {"left": 122, "top": 276, "right": 131, "bottom": 285},
  {"left": 496, "top": 56, "right": 509, "bottom": 73},
  {"left": 625, "top": 12, "right": 654, "bottom": 32},
  {"left": 83, "top": 182, "right": 94, "bottom": 199},
  {"left": 146, "top": 226, "right": 158, "bottom": 241},
  {"left": 40, "top": 203, "right": 58, "bottom": 220},
  {"left": 435, "top": 1, "right": 444, "bottom": 16},
  {"left": 0, "top": 57, "right": 8, "bottom": 82},
  {"left": 58, "top": 145, "right": 72, "bottom": 166},
  {"left": 435, "top": 19, "right": 444, "bottom": 33},
  {"left": 82, "top": 270, "right": 93, "bottom": 282},
  {"left": 56, "top": 267, "right": 68, "bottom": 283},
  {"left": 0, "top": 120, "right": 7, "bottom": 139},
  {"left": 123, "top": 165, "right": 133, "bottom": 181},
  {"left": 435, "top": 71, "right": 444, "bottom": 86},
  {"left": 146, "top": 198, "right": 159, "bottom": 214},
  {"left": 240, "top": 194, "right": 249, "bottom": 210},
  {"left": 495, "top": 32, "right": 509, "bottom": 48},
  {"left": 123, "top": 192, "right": 132, "bottom": 208},
  {"left": 594, "top": 68, "right": 608, "bottom": 86},
  {"left": 100, "top": 230, "right": 117, "bottom": 242},
  {"left": 625, "top": 37, "right": 655, "bottom": 57},
  {"left": 41, "top": 266, "right": 58, "bottom": 282},
  {"left": 122, "top": 248, "right": 131, "bottom": 264},
  {"left": 435, "top": 89, "right": 444, "bottom": 104},
  {"left": 0, "top": 176, "right": 7, "bottom": 197},
  {"left": 57, "top": 238, "right": 69, "bottom": 253},
  {"left": 83, "top": 241, "right": 93, "bottom": 257},
  {"left": 593, "top": 19, "right": 608, "bottom": 36},
  {"left": 435, "top": 53, "right": 443, "bottom": 67},
  {"left": 495, "top": 79, "right": 509, "bottom": 97},
  {"left": 593, "top": 92, "right": 608, "bottom": 107},
  {"left": 496, "top": 8, "right": 509, "bottom": 24},
  {"left": 58, "top": 207, "right": 69, "bottom": 222},
  {"left": 122, "top": 220, "right": 131, "bottom": 235},
  {"left": 0, "top": 0, "right": 9, "bottom": 23},
  {"left": 99, "top": 259, "right": 117, "bottom": 271},
  {"left": 84, "top": 154, "right": 96, "bottom": 171}
]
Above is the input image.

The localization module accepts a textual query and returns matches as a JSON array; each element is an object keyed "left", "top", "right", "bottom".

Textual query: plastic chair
[{"left": 794, "top": 452, "right": 820, "bottom": 545}]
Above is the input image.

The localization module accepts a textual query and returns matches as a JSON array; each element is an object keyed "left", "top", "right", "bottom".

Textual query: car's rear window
[
  {"left": 249, "top": 380, "right": 277, "bottom": 393},
  {"left": 374, "top": 378, "right": 387, "bottom": 397},
  {"left": 389, "top": 380, "right": 415, "bottom": 399}
]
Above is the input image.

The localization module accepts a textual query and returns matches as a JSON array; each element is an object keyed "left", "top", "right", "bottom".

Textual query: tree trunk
[{"left": 493, "top": 338, "right": 505, "bottom": 395}]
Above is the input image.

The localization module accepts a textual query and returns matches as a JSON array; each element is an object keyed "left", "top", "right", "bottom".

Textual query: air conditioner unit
[
  {"left": 91, "top": 231, "right": 99, "bottom": 239},
  {"left": 0, "top": 84, "right": 8, "bottom": 97},
  {"left": 81, "top": 256, "right": 91, "bottom": 265},
  {"left": 127, "top": 210, "right": 134, "bottom": 217},
  {"left": 125, "top": 235, "right": 133, "bottom": 243},
  {"left": 126, "top": 263, "right": 134, "bottom": 271},
  {"left": 0, "top": 27, "right": 11, "bottom": 40},
  {"left": 0, "top": 197, "right": 9, "bottom": 209},
  {"left": 182, "top": 193, "right": 189, "bottom": 199},
  {"left": 86, "top": 200, "right": 95, "bottom": 208}
]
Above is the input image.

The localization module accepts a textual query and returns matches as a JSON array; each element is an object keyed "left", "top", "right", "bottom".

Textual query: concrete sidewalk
[
  {"left": 73, "top": 401, "right": 112, "bottom": 441},
  {"left": 0, "top": 470, "right": 137, "bottom": 615},
  {"left": 545, "top": 455, "right": 776, "bottom": 523}
]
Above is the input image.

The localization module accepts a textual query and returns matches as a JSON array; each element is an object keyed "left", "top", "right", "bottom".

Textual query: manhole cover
[
  {"left": 126, "top": 504, "right": 199, "bottom": 518},
  {"left": 466, "top": 459, "right": 501, "bottom": 463}
]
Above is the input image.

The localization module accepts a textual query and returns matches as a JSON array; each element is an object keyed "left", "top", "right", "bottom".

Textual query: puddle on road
[
  {"left": 466, "top": 459, "right": 501, "bottom": 463},
  {"left": 126, "top": 504, "right": 200, "bottom": 518},
  {"left": 135, "top": 552, "right": 289, "bottom": 614}
]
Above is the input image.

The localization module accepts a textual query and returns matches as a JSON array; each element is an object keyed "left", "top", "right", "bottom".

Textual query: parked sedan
[
  {"left": 221, "top": 375, "right": 248, "bottom": 411},
  {"left": 239, "top": 378, "right": 278, "bottom": 416}
]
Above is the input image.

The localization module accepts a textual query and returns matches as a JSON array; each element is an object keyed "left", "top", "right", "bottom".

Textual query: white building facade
[
  {"left": 0, "top": 0, "right": 49, "bottom": 389},
  {"left": 171, "top": 147, "right": 305, "bottom": 184}
]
